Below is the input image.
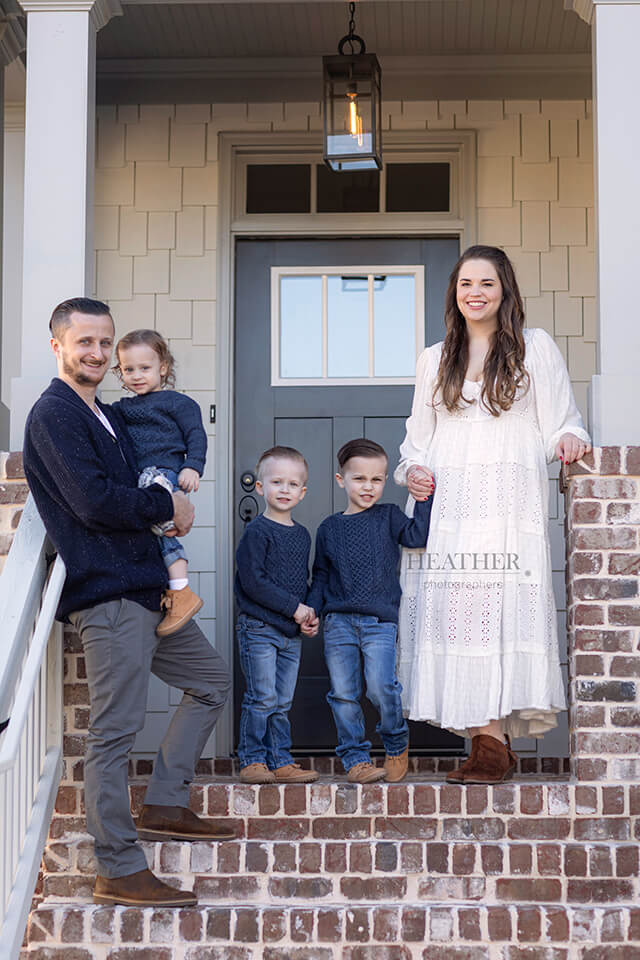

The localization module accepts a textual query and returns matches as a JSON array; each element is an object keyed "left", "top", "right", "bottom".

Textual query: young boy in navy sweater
[
  {"left": 235, "top": 445, "right": 319, "bottom": 785},
  {"left": 307, "top": 438, "right": 433, "bottom": 784}
]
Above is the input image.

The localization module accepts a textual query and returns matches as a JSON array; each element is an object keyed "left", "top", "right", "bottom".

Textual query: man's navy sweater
[
  {"left": 23, "top": 378, "right": 174, "bottom": 621},
  {"left": 307, "top": 499, "right": 432, "bottom": 624},
  {"left": 235, "top": 514, "right": 311, "bottom": 638}
]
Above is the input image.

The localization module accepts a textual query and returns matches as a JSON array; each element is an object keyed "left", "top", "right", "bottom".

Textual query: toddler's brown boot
[
  {"left": 156, "top": 586, "right": 203, "bottom": 637},
  {"left": 384, "top": 746, "right": 409, "bottom": 782}
]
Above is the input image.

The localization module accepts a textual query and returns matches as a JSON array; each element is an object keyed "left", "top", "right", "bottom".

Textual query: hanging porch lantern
[{"left": 322, "top": 2, "right": 382, "bottom": 172}]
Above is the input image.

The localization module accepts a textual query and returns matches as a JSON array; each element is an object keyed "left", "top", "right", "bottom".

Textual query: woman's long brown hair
[{"left": 433, "top": 245, "right": 530, "bottom": 416}]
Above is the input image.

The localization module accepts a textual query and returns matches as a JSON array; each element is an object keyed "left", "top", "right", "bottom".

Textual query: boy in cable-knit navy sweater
[
  {"left": 307, "top": 438, "right": 433, "bottom": 784},
  {"left": 234, "top": 446, "right": 319, "bottom": 786}
]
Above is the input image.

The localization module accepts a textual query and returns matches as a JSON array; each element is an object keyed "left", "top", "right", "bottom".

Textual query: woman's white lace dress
[{"left": 394, "top": 327, "right": 590, "bottom": 739}]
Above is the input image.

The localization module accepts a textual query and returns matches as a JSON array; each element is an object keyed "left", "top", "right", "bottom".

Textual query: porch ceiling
[
  {"left": 99, "top": 1, "right": 590, "bottom": 58},
  {"left": 95, "top": 0, "right": 592, "bottom": 103}
]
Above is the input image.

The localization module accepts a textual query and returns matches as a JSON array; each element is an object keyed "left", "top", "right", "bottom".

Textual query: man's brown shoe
[
  {"left": 239, "top": 762, "right": 276, "bottom": 784},
  {"left": 137, "top": 804, "right": 235, "bottom": 841},
  {"left": 347, "top": 761, "right": 386, "bottom": 784},
  {"left": 384, "top": 746, "right": 409, "bottom": 782},
  {"left": 156, "top": 586, "right": 204, "bottom": 637},
  {"left": 93, "top": 868, "right": 196, "bottom": 907},
  {"left": 274, "top": 763, "right": 319, "bottom": 783},
  {"left": 459, "top": 735, "right": 517, "bottom": 785}
]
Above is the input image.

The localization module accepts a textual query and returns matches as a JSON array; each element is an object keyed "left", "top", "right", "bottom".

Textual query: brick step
[
  {"left": 40, "top": 829, "right": 640, "bottom": 904},
  {"left": 23, "top": 901, "right": 640, "bottom": 958},
  {"left": 63, "top": 751, "right": 572, "bottom": 780},
  {"left": 57, "top": 776, "right": 627, "bottom": 821},
  {"left": 51, "top": 778, "right": 640, "bottom": 845}
]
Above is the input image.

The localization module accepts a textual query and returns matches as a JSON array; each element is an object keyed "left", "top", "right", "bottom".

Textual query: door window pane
[
  {"left": 280, "top": 276, "right": 322, "bottom": 378},
  {"left": 327, "top": 276, "right": 369, "bottom": 378},
  {"left": 374, "top": 275, "right": 416, "bottom": 377},
  {"left": 386, "top": 162, "right": 450, "bottom": 212},
  {"left": 317, "top": 165, "right": 380, "bottom": 213},
  {"left": 273, "top": 267, "right": 423, "bottom": 384},
  {"left": 246, "top": 164, "right": 311, "bottom": 214}
]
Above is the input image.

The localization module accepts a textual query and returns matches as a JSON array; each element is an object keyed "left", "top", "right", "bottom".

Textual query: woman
[{"left": 395, "top": 245, "right": 591, "bottom": 784}]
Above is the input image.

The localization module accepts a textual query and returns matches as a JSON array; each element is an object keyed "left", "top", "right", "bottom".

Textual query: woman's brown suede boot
[
  {"left": 446, "top": 735, "right": 481, "bottom": 783},
  {"left": 459, "top": 734, "right": 517, "bottom": 784}
]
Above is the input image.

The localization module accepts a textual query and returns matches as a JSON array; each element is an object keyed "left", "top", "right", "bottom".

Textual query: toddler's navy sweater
[
  {"left": 23, "top": 378, "right": 174, "bottom": 621},
  {"left": 307, "top": 499, "right": 432, "bottom": 624},
  {"left": 235, "top": 514, "right": 311, "bottom": 638},
  {"left": 113, "top": 390, "right": 207, "bottom": 475}
]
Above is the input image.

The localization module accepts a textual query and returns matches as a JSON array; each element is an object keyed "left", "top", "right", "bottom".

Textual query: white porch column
[
  {"left": 0, "top": 13, "right": 26, "bottom": 448},
  {"left": 10, "top": 0, "right": 121, "bottom": 449},
  {"left": 568, "top": 0, "right": 640, "bottom": 444}
]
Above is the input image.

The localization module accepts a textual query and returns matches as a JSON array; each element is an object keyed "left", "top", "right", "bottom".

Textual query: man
[{"left": 23, "top": 298, "right": 233, "bottom": 908}]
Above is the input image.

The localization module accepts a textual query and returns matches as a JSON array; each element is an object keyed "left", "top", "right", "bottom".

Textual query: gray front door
[{"left": 234, "top": 236, "right": 463, "bottom": 754}]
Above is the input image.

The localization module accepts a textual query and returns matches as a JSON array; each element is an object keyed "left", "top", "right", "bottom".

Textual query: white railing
[{"left": 0, "top": 496, "right": 65, "bottom": 960}]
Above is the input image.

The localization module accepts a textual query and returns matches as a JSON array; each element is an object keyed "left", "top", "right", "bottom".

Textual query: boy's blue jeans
[
  {"left": 236, "top": 614, "right": 302, "bottom": 770},
  {"left": 138, "top": 466, "right": 187, "bottom": 568},
  {"left": 323, "top": 612, "right": 409, "bottom": 771}
]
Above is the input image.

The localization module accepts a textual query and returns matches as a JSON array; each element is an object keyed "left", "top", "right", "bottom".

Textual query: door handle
[{"left": 239, "top": 495, "right": 259, "bottom": 524}]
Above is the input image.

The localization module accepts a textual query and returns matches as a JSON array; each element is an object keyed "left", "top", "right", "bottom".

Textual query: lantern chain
[
  {"left": 346, "top": 2, "right": 357, "bottom": 54},
  {"left": 336, "top": 0, "right": 366, "bottom": 56}
]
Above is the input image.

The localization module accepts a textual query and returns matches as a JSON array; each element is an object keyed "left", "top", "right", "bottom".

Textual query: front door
[{"left": 234, "top": 236, "right": 463, "bottom": 754}]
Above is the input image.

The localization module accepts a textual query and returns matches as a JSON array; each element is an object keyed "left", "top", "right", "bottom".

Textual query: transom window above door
[
  {"left": 246, "top": 162, "right": 451, "bottom": 215},
  {"left": 271, "top": 266, "right": 424, "bottom": 386}
]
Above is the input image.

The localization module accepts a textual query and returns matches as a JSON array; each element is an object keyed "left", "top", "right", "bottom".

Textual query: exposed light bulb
[{"left": 347, "top": 91, "right": 364, "bottom": 146}]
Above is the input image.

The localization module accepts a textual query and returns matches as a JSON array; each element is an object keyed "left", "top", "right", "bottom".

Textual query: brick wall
[
  {"left": 0, "top": 451, "right": 27, "bottom": 573},
  {"left": 564, "top": 447, "right": 640, "bottom": 784}
]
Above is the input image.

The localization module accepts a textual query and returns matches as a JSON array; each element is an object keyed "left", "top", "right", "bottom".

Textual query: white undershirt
[{"left": 92, "top": 404, "right": 117, "bottom": 439}]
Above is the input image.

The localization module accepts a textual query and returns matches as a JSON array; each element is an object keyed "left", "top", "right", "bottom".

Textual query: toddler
[
  {"left": 235, "top": 446, "right": 319, "bottom": 785},
  {"left": 307, "top": 438, "right": 433, "bottom": 784},
  {"left": 113, "top": 329, "right": 206, "bottom": 637}
]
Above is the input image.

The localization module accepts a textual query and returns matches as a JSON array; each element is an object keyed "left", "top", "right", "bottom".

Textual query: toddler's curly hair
[{"left": 113, "top": 329, "right": 176, "bottom": 389}]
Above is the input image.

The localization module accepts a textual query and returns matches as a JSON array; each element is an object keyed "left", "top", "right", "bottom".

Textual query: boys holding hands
[
  {"left": 307, "top": 439, "right": 432, "bottom": 783},
  {"left": 235, "top": 446, "right": 319, "bottom": 784},
  {"left": 235, "top": 438, "right": 432, "bottom": 786}
]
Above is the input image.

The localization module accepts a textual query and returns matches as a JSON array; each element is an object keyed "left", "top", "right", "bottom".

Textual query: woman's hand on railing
[{"left": 555, "top": 433, "right": 592, "bottom": 465}]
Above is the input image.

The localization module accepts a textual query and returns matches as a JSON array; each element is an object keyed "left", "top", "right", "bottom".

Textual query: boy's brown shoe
[
  {"left": 240, "top": 763, "right": 276, "bottom": 783},
  {"left": 137, "top": 804, "right": 235, "bottom": 842},
  {"left": 347, "top": 761, "right": 386, "bottom": 784},
  {"left": 274, "top": 763, "right": 319, "bottom": 783},
  {"left": 93, "top": 868, "right": 196, "bottom": 907},
  {"left": 384, "top": 747, "right": 409, "bottom": 782},
  {"left": 156, "top": 586, "right": 203, "bottom": 637}
]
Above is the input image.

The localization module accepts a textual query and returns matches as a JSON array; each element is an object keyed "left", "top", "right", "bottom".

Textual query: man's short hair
[
  {"left": 256, "top": 446, "right": 308, "bottom": 482},
  {"left": 49, "top": 298, "right": 113, "bottom": 340},
  {"left": 337, "top": 438, "right": 388, "bottom": 471}
]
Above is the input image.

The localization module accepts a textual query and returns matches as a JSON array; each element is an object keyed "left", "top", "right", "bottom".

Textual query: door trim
[{"left": 214, "top": 130, "right": 475, "bottom": 754}]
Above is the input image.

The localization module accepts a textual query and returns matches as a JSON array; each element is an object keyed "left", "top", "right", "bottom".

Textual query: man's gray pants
[{"left": 68, "top": 598, "right": 231, "bottom": 879}]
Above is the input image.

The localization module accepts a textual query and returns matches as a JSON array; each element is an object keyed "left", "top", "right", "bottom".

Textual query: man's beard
[{"left": 62, "top": 356, "right": 103, "bottom": 385}]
